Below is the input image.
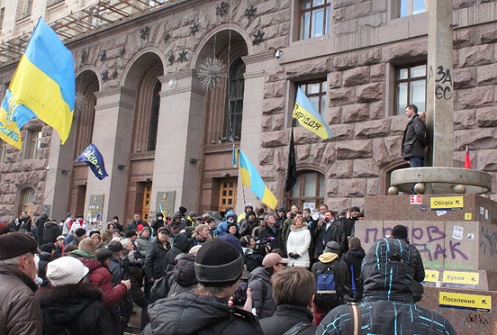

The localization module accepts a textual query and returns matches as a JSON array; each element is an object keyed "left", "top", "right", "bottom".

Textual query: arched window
[
  {"left": 19, "top": 187, "right": 35, "bottom": 214},
  {"left": 286, "top": 171, "right": 325, "bottom": 210},
  {"left": 224, "top": 59, "right": 245, "bottom": 140}
]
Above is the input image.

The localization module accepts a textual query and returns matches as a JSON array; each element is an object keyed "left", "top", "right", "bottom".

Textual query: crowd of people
[{"left": 0, "top": 203, "right": 456, "bottom": 335}]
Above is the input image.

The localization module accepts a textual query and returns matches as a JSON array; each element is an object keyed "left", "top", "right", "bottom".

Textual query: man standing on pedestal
[{"left": 401, "top": 104, "right": 427, "bottom": 168}]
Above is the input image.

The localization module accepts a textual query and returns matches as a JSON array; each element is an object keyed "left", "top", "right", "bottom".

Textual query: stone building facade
[{"left": 0, "top": 0, "right": 496, "bottom": 224}]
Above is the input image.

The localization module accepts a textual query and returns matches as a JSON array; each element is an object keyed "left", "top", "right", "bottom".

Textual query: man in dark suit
[{"left": 313, "top": 210, "right": 344, "bottom": 259}]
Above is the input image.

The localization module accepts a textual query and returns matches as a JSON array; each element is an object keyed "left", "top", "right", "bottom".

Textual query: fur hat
[
  {"left": 0, "top": 232, "right": 39, "bottom": 260},
  {"left": 47, "top": 257, "right": 89, "bottom": 286},
  {"left": 325, "top": 241, "right": 341, "bottom": 253},
  {"left": 195, "top": 239, "right": 244, "bottom": 287},
  {"left": 391, "top": 225, "right": 408, "bottom": 240},
  {"left": 74, "top": 228, "right": 86, "bottom": 238},
  {"left": 78, "top": 238, "right": 96, "bottom": 254}
]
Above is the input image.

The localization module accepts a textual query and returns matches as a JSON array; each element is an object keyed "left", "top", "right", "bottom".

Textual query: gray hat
[
  {"left": 325, "top": 241, "right": 341, "bottom": 253},
  {"left": 195, "top": 239, "right": 244, "bottom": 287}
]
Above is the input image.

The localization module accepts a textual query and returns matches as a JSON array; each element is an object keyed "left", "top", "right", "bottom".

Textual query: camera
[
  {"left": 253, "top": 237, "right": 270, "bottom": 255},
  {"left": 232, "top": 281, "right": 248, "bottom": 306}
]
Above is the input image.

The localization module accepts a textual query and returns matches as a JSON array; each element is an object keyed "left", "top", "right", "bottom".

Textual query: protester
[
  {"left": 340, "top": 236, "right": 365, "bottom": 302},
  {"left": 317, "top": 238, "right": 456, "bottom": 335},
  {"left": 260, "top": 267, "right": 316, "bottom": 335},
  {"left": 286, "top": 213, "right": 312, "bottom": 268},
  {"left": 37, "top": 256, "right": 114, "bottom": 335},
  {"left": 143, "top": 238, "right": 262, "bottom": 334},
  {"left": 167, "top": 253, "right": 197, "bottom": 298},
  {"left": 0, "top": 232, "right": 43, "bottom": 335}
]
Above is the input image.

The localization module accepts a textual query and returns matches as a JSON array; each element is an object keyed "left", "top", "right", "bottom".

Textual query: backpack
[{"left": 315, "top": 264, "right": 339, "bottom": 308}]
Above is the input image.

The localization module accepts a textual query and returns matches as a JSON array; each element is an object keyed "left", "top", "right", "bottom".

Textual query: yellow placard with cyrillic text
[
  {"left": 424, "top": 270, "right": 440, "bottom": 283},
  {"left": 439, "top": 292, "right": 491, "bottom": 312},
  {"left": 443, "top": 271, "right": 479, "bottom": 286},
  {"left": 430, "top": 196, "right": 464, "bottom": 210}
]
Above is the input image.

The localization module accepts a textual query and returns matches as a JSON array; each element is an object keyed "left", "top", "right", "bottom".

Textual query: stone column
[
  {"left": 151, "top": 70, "right": 206, "bottom": 213},
  {"left": 86, "top": 87, "right": 136, "bottom": 221},
  {"left": 426, "top": 0, "right": 454, "bottom": 168}
]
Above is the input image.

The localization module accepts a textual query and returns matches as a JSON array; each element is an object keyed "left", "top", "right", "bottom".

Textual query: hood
[
  {"left": 147, "top": 293, "right": 256, "bottom": 334},
  {"left": 173, "top": 254, "right": 197, "bottom": 287},
  {"left": 225, "top": 211, "right": 237, "bottom": 221},
  {"left": 44, "top": 220, "right": 57, "bottom": 227},
  {"left": 318, "top": 252, "right": 338, "bottom": 264},
  {"left": 248, "top": 266, "right": 271, "bottom": 283},
  {"left": 172, "top": 212, "right": 183, "bottom": 221},
  {"left": 347, "top": 246, "right": 366, "bottom": 260},
  {"left": 361, "top": 238, "right": 413, "bottom": 302},
  {"left": 37, "top": 284, "right": 103, "bottom": 323},
  {"left": 173, "top": 233, "right": 190, "bottom": 252}
]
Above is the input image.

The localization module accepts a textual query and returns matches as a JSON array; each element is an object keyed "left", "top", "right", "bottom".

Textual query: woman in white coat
[{"left": 286, "top": 214, "right": 311, "bottom": 268}]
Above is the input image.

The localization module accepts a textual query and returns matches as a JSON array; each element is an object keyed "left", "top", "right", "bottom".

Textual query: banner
[
  {"left": 293, "top": 86, "right": 332, "bottom": 140},
  {"left": 75, "top": 144, "right": 109, "bottom": 180}
]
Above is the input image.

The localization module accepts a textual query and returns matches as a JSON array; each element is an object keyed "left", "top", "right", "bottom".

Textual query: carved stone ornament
[
  {"left": 190, "top": 22, "right": 200, "bottom": 35},
  {"left": 141, "top": 26, "right": 151, "bottom": 39},
  {"left": 252, "top": 30, "right": 265, "bottom": 45},
  {"left": 244, "top": 5, "right": 257, "bottom": 18},
  {"left": 178, "top": 50, "right": 188, "bottom": 63},
  {"left": 216, "top": 2, "right": 229, "bottom": 16}
]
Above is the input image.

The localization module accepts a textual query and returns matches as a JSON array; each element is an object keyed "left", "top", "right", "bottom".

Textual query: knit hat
[
  {"left": 111, "top": 228, "right": 120, "bottom": 235},
  {"left": 0, "top": 232, "right": 39, "bottom": 260},
  {"left": 47, "top": 257, "right": 89, "bottom": 286},
  {"left": 0, "top": 221, "right": 9, "bottom": 235},
  {"left": 262, "top": 253, "right": 288, "bottom": 268},
  {"left": 179, "top": 206, "right": 187, "bottom": 214},
  {"left": 195, "top": 239, "right": 244, "bottom": 287},
  {"left": 96, "top": 248, "right": 113, "bottom": 261},
  {"left": 391, "top": 225, "right": 408, "bottom": 239},
  {"left": 189, "top": 212, "right": 198, "bottom": 218},
  {"left": 40, "top": 243, "right": 55, "bottom": 253},
  {"left": 325, "top": 241, "right": 341, "bottom": 253},
  {"left": 125, "top": 230, "right": 137, "bottom": 238},
  {"left": 74, "top": 228, "right": 86, "bottom": 238},
  {"left": 107, "top": 240, "right": 123, "bottom": 252},
  {"left": 216, "top": 233, "right": 244, "bottom": 256},
  {"left": 350, "top": 206, "right": 361, "bottom": 213},
  {"left": 78, "top": 238, "right": 97, "bottom": 254},
  {"left": 113, "top": 216, "right": 119, "bottom": 220},
  {"left": 57, "top": 235, "right": 65, "bottom": 241},
  {"left": 141, "top": 226, "right": 151, "bottom": 233}
]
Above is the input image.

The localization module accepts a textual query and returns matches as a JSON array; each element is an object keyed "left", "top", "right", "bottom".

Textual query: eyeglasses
[{"left": 278, "top": 262, "right": 287, "bottom": 266}]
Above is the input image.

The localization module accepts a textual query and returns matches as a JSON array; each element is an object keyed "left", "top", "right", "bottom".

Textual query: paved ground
[{"left": 124, "top": 307, "right": 143, "bottom": 335}]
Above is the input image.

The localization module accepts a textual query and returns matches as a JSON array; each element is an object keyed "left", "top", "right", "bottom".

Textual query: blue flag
[{"left": 75, "top": 144, "right": 109, "bottom": 180}]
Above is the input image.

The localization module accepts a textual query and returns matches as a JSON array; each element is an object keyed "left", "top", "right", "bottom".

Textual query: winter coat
[
  {"left": 36, "top": 283, "right": 114, "bottom": 335},
  {"left": 256, "top": 224, "right": 283, "bottom": 251},
  {"left": 318, "top": 238, "right": 456, "bottom": 335},
  {"left": 42, "top": 221, "right": 61, "bottom": 244},
  {"left": 248, "top": 266, "right": 276, "bottom": 319},
  {"left": 259, "top": 304, "right": 316, "bottom": 335},
  {"left": 72, "top": 251, "right": 127, "bottom": 307},
  {"left": 311, "top": 253, "right": 347, "bottom": 308},
  {"left": 0, "top": 265, "right": 43, "bottom": 335},
  {"left": 399, "top": 238, "right": 425, "bottom": 302},
  {"left": 163, "top": 233, "right": 190, "bottom": 269},
  {"left": 401, "top": 113, "right": 427, "bottom": 160},
  {"left": 34, "top": 214, "right": 49, "bottom": 243},
  {"left": 216, "top": 211, "right": 237, "bottom": 235},
  {"left": 340, "top": 246, "right": 366, "bottom": 301},
  {"left": 37, "top": 252, "right": 53, "bottom": 286},
  {"left": 136, "top": 235, "right": 152, "bottom": 256},
  {"left": 144, "top": 238, "right": 170, "bottom": 279},
  {"left": 143, "top": 293, "right": 262, "bottom": 335},
  {"left": 167, "top": 253, "right": 197, "bottom": 298},
  {"left": 286, "top": 225, "right": 312, "bottom": 267}
]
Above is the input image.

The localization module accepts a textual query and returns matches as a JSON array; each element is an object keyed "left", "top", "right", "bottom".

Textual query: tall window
[
  {"left": 148, "top": 80, "right": 161, "bottom": 151},
  {"left": 395, "top": 63, "right": 426, "bottom": 115},
  {"left": 0, "top": 7, "right": 5, "bottom": 31},
  {"left": 287, "top": 171, "right": 325, "bottom": 210},
  {"left": 300, "top": 0, "right": 331, "bottom": 40},
  {"left": 24, "top": 130, "right": 42, "bottom": 159},
  {"left": 398, "top": 0, "right": 428, "bottom": 18},
  {"left": 17, "top": 0, "right": 33, "bottom": 20},
  {"left": 298, "top": 80, "right": 327, "bottom": 115},
  {"left": 20, "top": 187, "right": 35, "bottom": 214},
  {"left": 224, "top": 59, "right": 245, "bottom": 140}
]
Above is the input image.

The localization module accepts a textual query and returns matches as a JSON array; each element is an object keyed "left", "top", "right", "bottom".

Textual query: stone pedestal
[{"left": 358, "top": 194, "right": 497, "bottom": 333}]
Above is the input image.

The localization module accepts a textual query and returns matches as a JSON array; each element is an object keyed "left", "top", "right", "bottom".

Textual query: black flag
[{"left": 284, "top": 125, "right": 297, "bottom": 193}]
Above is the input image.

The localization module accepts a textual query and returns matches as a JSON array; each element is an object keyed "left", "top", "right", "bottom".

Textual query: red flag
[{"left": 464, "top": 147, "right": 472, "bottom": 169}]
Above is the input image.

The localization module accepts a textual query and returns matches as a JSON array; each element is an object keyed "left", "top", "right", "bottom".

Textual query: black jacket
[
  {"left": 401, "top": 114, "right": 427, "bottom": 160},
  {"left": 37, "top": 283, "right": 114, "bottom": 335},
  {"left": 248, "top": 266, "right": 276, "bottom": 319},
  {"left": 259, "top": 304, "right": 315, "bottom": 335},
  {"left": 313, "top": 220, "right": 344, "bottom": 259},
  {"left": 163, "top": 233, "right": 190, "bottom": 270},
  {"left": 42, "top": 221, "right": 61, "bottom": 244},
  {"left": 167, "top": 253, "right": 197, "bottom": 298},
  {"left": 318, "top": 238, "right": 456, "bottom": 335},
  {"left": 144, "top": 238, "right": 170, "bottom": 279},
  {"left": 38, "top": 252, "right": 53, "bottom": 287},
  {"left": 340, "top": 246, "right": 366, "bottom": 301},
  {"left": 143, "top": 293, "right": 262, "bottom": 335}
]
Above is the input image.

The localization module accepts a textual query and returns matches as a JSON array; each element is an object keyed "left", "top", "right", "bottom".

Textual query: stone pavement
[{"left": 124, "top": 307, "right": 143, "bottom": 335}]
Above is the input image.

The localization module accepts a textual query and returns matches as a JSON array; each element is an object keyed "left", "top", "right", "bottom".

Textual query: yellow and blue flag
[
  {"left": 8, "top": 17, "right": 75, "bottom": 145},
  {"left": 238, "top": 149, "right": 277, "bottom": 210},
  {"left": 75, "top": 144, "right": 109, "bottom": 180},
  {"left": 293, "top": 86, "right": 332, "bottom": 140},
  {"left": 232, "top": 144, "right": 238, "bottom": 168},
  {"left": 0, "top": 91, "right": 22, "bottom": 149}
]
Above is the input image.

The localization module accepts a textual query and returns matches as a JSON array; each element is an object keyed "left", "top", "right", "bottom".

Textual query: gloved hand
[{"left": 288, "top": 252, "right": 300, "bottom": 259}]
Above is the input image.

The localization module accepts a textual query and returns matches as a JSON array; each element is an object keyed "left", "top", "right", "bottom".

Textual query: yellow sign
[
  {"left": 424, "top": 270, "right": 440, "bottom": 283},
  {"left": 430, "top": 196, "right": 464, "bottom": 210},
  {"left": 439, "top": 292, "right": 491, "bottom": 312},
  {"left": 443, "top": 271, "right": 479, "bottom": 286},
  {"left": 465, "top": 212, "right": 472, "bottom": 220}
]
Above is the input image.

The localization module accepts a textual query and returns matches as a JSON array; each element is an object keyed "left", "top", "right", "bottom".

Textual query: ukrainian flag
[
  {"left": 238, "top": 149, "right": 277, "bottom": 210},
  {"left": 9, "top": 17, "right": 75, "bottom": 145},
  {"left": 232, "top": 144, "right": 238, "bottom": 168},
  {"left": 293, "top": 86, "right": 332, "bottom": 140},
  {"left": 0, "top": 90, "right": 22, "bottom": 149}
]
